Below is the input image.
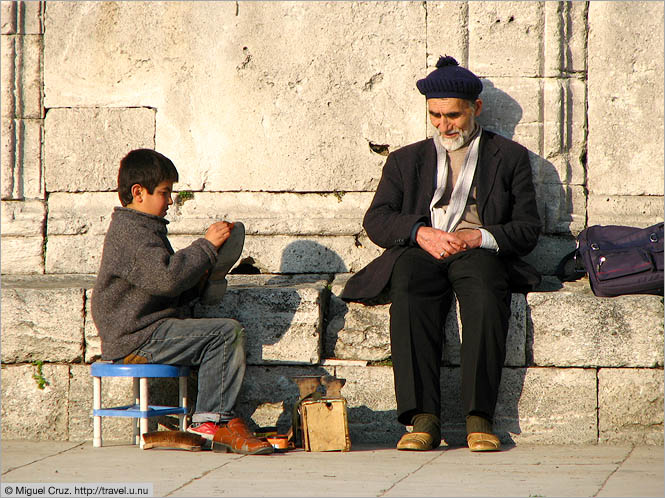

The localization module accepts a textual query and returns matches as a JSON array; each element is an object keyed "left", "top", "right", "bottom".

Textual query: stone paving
[{"left": 1, "top": 441, "right": 663, "bottom": 497}]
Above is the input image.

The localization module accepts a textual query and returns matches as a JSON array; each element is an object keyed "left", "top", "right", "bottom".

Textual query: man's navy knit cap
[{"left": 416, "top": 56, "right": 483, "bottom": 100}]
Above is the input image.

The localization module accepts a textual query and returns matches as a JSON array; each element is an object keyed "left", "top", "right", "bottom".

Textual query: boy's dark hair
[{"left": 117, "top": 149, "right": 179, "bottom": 206}]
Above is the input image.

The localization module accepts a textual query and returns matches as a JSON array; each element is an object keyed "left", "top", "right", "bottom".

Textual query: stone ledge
[
  {"left": 1, "top": 276, "right": 92, "bottom": 363},
  {"left": 326, "top": 274, "right": 527, "bottom": 366},
  {"left": 4, "top": 362, "right": 660, "bottom": 445},
  {"left": 528, "top": 280, "right": 664, "bottom": 368},
  {"left": 3, "top": 274, "right": 662, "bottom": 369},
  {"left": 194, "top": 274, "right": 331, "bottom": 365},
  {"left": 327, "top": 276, "right": 664, "bottom": 369},
  {"left": 2, "top": 274, "right": 331, "bottom": 366},
  {"left": 598, "top": 368, "right": 664, "bottom": 445}
]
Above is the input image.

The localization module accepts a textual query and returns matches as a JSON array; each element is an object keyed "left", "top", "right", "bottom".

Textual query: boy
[{"left": 91, "top": 148, "right": 273, "bottom": 455}]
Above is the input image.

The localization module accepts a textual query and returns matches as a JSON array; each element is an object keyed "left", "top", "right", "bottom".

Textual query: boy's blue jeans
[{"left": 128, "top": 317, "right": 246, "bottom": 424}]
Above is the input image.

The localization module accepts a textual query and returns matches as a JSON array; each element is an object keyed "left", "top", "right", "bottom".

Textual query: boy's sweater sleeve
[{"left": 123, "top": 233, "right": 217, "bottom": 298}]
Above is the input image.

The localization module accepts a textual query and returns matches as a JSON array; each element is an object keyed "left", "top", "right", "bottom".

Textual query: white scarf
[{"left": 430, "top": 128, "right": 482, "bottom": 233}]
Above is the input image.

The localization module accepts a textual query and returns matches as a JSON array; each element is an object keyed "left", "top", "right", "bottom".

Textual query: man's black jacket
[{"left": 341, "top": 129, "right": 542, "bottom": 302}]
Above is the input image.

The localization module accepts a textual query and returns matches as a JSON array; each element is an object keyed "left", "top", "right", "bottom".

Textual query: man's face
[{"left": 428, "top": 98, "right": 482, "bottom": 151}]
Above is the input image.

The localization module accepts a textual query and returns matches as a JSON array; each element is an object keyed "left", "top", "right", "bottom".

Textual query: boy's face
[{"left": 129, "top": 180, "right": 174, "bottom": 218}]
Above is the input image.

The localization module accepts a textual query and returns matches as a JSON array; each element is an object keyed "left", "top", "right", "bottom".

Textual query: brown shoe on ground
[
  {"left": 467, "top": 432, "right": 501, "bottom": 452},
  {"left": 212, "top": 418, "right": 274, "bottom": 455},
  {"left": 396, "top": 432, "right": 439, "bottom": 451}
]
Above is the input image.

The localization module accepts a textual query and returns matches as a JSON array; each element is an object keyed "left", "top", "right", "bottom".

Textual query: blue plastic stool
[{"left": 91, "top": 362, "right": 190, "bottom": 448}]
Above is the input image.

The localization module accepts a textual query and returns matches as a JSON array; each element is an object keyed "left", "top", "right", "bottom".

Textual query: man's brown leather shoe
[
  {"left": 212, "top": 418, "right": 274, "bottom": 455},
  {"left": 396, "top": 432, "right": 439, "bottom": 451},
  {"left": 467, "top": 432, "right": 501, "bottom": 452}
]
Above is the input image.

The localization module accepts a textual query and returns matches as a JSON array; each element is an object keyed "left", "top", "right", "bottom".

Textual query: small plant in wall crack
[
  {"left": 175, "top": 190, "right": 194, "bottom": 206},
  {"left": 32, "top": 360, "right": 49, "bottom": 390}
]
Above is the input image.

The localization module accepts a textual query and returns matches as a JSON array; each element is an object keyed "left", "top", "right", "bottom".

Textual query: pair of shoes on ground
[
  {"left": 396, "top": 430, "right": 501, "bottom": 452},
  {"left": 187, "top": 418, "right": 273, "bottom": 455},
  {"left": 199, "top": 222, "right": 245, "bottom": 306}
]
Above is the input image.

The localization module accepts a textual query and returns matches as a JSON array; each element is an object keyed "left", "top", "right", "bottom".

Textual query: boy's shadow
[{"left": 235, "top": 240, "right": 348, "bottom": 433}]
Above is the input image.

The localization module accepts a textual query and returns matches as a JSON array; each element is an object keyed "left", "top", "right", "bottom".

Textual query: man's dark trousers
[{"left": 389, "top": 246, "right": 511, "bottom": 426}]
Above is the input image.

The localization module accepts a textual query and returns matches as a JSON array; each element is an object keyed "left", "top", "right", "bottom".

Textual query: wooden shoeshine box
[{"left": 300, "top": 398, "right": 351, "bottom": 452}]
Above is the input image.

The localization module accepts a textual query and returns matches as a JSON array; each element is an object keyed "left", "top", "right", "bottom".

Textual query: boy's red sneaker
[{"left": 187, "top": 422, "right": 221, "bottom": 440}]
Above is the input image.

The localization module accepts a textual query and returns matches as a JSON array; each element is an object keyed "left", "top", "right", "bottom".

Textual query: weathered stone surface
[
  {"left": 1, "top": 200, "right": 45, "bottom": 235},
  {"left": 181, "top": 234, "right": 382, "bottom": 275},
  {"left": 478, "top": 76, "right": 585, "bottom": 190},
  {"left": 1, "top": 118, "right": 43, "bottom": 200},
  {"left": 469, "top": 2, "right": 544, "bottom": 77},
  {"left": 1, "top": 1, "right": 44, "bottom": 35},
  {"left": 0, "top": 34, "right": 42, "bottom": 119},
  {"left": 0, "top": 2, "right": 16, "bottom": 34},
  {"left": 46, "top": 232, "right": 382, "bottom": 275},
  {"left": 325, "top": 292, "right": 391, "bottom": 362},
  {"left": 587, "top": 2, "right": 664, "bottom": 196},
  {"left": 45, "top": 234, "right": 104, "bottom": 274},
  {"left": 335, "top": 365, "right": 402, "bottom": 444},
  {"left": 587, "top": 195, "right": 664, "bottom": 229},
  {"left": 313, "top": 365, "right": 597, "bottom": 445},
  {"left": 543, "top": 1, "right": 587, "bottom": 76},
  {"left": 438, "top": 367, "right": 597, "bottom": 445},
  {"left": 495, "top": 367, "right": 598, "bottom": 445},
  {"left": 167, "top": 191, "right": 370, "bottom": 236},
  {"left": 528, "top": 281, "right": 664, "bottom": 368},
  {"left": 48, "top": 190, "right": 370, "bottom": 237},
  {"left": 541, "top": 77, "right": 586, "bottom": 185},
  {"left": 1, "top": 273, "right": 96, "bottom": 289},
  {"left": 534, "top": 183, "right": 585, "bottom": 235},
  {"left": 47, "top": 193, "right": 117, "bottom": 236},
  {"left": 0, "top": 363, "right": 70, "bottom": 440},
  {"left": 476, "top": 77, "right": 540, "bottom": 152},
  {"left": 1, "top": 35, "right": 16, "bottom": 118},
  {"left": 325, "top": 275, "right": 527, "bottom": 366},
  {"left": 1, "top": 284, "right": 85, "bottom": 362},
  {"left": 523, "top": 234, "right": 577, "bottom": 276},
  {"left": 0, "top": 236, "right": 43, "bottom": 274},
  {"left": 44, "top": 108, "right": 155, "bottom": 192},
  {"left": 426, "top": 2, "right": 468, "bottom": 67},
  {"left": 598, "top": 368, "right": 664, "bottom": 445},
  {"left": 44, "top": 1, "right": 425, "bottom": 192},
  {"left": 194, "top": 275, "right": 329, "bottom": 365}
]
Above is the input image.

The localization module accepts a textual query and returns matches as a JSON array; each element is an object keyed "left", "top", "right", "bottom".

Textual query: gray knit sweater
[{"left": 91, "top": 207, "right": 218, "bottom": 360}]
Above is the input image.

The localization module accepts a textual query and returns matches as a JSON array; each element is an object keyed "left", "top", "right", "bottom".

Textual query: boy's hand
[{"left": 205, "top": 221, "right": 235, "bottom": 249}]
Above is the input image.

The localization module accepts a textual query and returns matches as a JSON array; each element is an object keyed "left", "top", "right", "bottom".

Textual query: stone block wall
[
  {"left": 1, "top": 1, "right": 663, "bottom": 445},
  {"left": 2, "top": 275, "right": 663, "bottom": 445}
]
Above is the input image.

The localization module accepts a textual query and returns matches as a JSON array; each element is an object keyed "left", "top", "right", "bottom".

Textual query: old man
[{"left": 341, "top": 56, "right": 541, "bottom": 452}]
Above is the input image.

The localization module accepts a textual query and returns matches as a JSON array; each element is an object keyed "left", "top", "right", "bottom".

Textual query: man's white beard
[{"left": 437, "top": 125, "right": 473, "bottom": 151}]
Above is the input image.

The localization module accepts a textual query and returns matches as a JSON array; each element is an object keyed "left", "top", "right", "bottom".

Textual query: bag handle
[{"left": 555, "top": 249, "right": 586, "bottom": 282}]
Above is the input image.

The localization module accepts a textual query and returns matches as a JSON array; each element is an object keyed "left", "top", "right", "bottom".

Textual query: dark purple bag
[{"left": 557, "top": 223, "right": 664, "bottom": 297}]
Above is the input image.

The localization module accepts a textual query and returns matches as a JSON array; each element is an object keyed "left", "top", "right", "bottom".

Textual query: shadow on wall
[
  {"left": 478, "top": 79, "right": 578, "bottom": 283},
  {"left": 273, "top": 239, "right": 349, "bottom": 275},
  {"left": 236, "top": 240, "right": 348, "bottom": 433}
]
